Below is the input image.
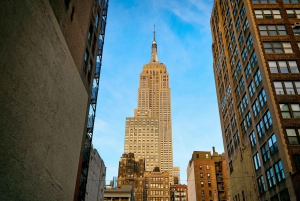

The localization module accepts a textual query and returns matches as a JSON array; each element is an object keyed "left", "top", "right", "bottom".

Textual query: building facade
[
  {"left": 117, "top": 153, "right": 146, "bottom": 201},
  {"left": 124, "top": 29, "right": 174, "bottom": 183},
  {"left": 85, "top": 148, "right": 106, "bottom": 201},
  {"left": 186, "top": 149, "right": 228, "bottom": 201},
  {"left": 104, "top": 185, "right": 134, "bottom": 201},
  {"left": 173, "top": 167, "right": 180, "bottom": 185},
  {"left": 170, "top": 184, "right": 187, "bottom": 201},
  {"left": 144, "top": 168, "right": 171, "bottom": 201},
  {"left": 211, "top": 0, "right": 300, "bottom": 200},
  {"left": 0, "top": 0, "right": 108, "bottom": 200}
]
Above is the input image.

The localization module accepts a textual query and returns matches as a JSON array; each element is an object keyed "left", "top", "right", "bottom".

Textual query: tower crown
[{"left": 150, "top": 25, "right": 159, "bottom": 63}]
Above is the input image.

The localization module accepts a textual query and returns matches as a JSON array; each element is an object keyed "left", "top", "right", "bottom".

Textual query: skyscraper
[
  {"left": 211, "top": 0, "right": 300, "bottom": 200},
  {"left": 124, "top": 28, "right": 173, "bottom": 183}
]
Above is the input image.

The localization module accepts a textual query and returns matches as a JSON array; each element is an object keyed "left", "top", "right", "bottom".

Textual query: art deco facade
[
  {"left": 124, "top": 30, "right": 173, "bottom": 183},
  {"left": 186, "top": 149, "right": 228, "bottom": 201},
  {"left": 117, "top": 153, "right": 146, "bottom": 201},
  {"left": 211, "top": 0, "right": 300, "bottom": 200}
]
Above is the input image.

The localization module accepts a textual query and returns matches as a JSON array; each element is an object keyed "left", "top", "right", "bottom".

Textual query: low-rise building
[{"left": 170, "top": 184, "right": 187, "bottom": 201}]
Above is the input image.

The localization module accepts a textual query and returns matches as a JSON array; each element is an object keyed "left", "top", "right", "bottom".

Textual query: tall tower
[
  {"left": 211, "top": 0, "right": 300, "bottom": 200},
  {"left": 124, "top": 27, "right": 173, "bottom": 183}
]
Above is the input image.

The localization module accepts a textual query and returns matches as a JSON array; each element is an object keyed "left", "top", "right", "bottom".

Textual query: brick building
[
  {"left": 186, "top": 149, "right": 228, "bottom": 201},
  {"left": 211, "top": 0, "right": 300, "bottom": 200}
]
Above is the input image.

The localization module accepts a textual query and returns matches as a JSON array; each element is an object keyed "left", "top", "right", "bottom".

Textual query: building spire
[{"left": 150, "top": 24, "right": 159, "bottom": 62}]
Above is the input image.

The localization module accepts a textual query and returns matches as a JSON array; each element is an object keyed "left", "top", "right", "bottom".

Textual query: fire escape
[{"left": 78, "top": 0, "right": 109, "bottom": 200}]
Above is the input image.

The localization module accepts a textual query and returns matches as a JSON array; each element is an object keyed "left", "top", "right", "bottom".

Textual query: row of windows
[
  {"left": 279, "top": 103, "right": 300, "bottom": 119},
  {"left": 274, "top": 81, "right": 300, "bottom": 95},
  {"left": 268, "top": 60, "right": 299, "bottom": 73},
  {"left": 253, "top": 0, "right": 300, "bottom": 3},
  {"left": 255, "top": 9, "right": 300, "bottom": 19},
  {"left": 257, "top": 160, "right": 285, "bottom": 194},
  {"left": 263, "top": 42, "right": 293, "bottom": 54}
]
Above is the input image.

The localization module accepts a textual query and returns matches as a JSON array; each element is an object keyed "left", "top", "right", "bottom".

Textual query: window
[
  {"left": 274, "top": 160, "right": 285, "bottom": 182},
  {"left": 250, "top": 51, "right": 257, "bottom": 67},
  {"left": 261, "top": 143, "right": 270, "bottom": 162},
  {"left": 201, "top": 190, "right": 205, "bottom": 196},
  {"left": 268, "top": 60, "right": 299, "bottom": 73},
  {"left": 256, "top": 120, "right": 265, "bottom": 138},
  {"left": 292, "top": 24, "right": 300, "bottom": 35},
  {"left": 254, "top": 9, "right": 281, "bottom": 19},
  {"left": 240, "top": 5, "right": 246, "bottom": 19},
  {"left": 238, "top": 33, "right": 244, "bottom": 47},
  {"left": 209, "top": 190, "right": 212, "bottom": 196},
  {"left": 207, "top": 173, "right": 210, "bottom": 178},
  {"left": 252, "top": 100, "right": 260, "bottom": 117},
  {"left": 263, "top": 110, "right": 272, "bottom": 130},
  {"left": 257, "top": 175, "right": 266, "bottom": 194},
  {"left": 280, "top": 103, "right": 300, "bottom": 118},
  {"left": 266, "top": 168, "right": 276, "bottom": 188},
  {"left": 253, "top": 152, "right": 261, "bottom": 170},
  {"left": 273, "top": 81, "right": 299, "bottom": 94},
  {"left": 293, "top": 155, "right": 300, "bottom": 171},
  {"left": 283, "top": 0, "right": 299, "bottom": 3},
  {"left": 246, "top": 35, "right": 253, "bottom": 50},
  {"left": 279, "top": 189, "right": 290, "bottom": 201},
  {"left": 286, "top": 9, "right": 300, "bottom": 18},
  {"left": 258, "top": 25, "right": 286, "bottom": 35},
  {"left": 268, "top": 134, "right": 278, "bottom": 155},
  {"left": 248, "top": 81, "right": 256, "bottom": 97},
  {"left": 200, "top": 165, "right": 202, "bottom": 169},
  {"left": 206, "top": 165, "right": 209, "bottom": 170},
  {"left": 246, "top": 112, "right": 252, "bottom": 127},
  {"left": 244, "top": 63, "right": 252, "bottom": 78},
  {"left": 242, "top": 93, "right": 249, "bottom": 108},
  {"left": 239, "top": 77, "right": 245, "bottom": 91},
  {"left": 236, "top": 18, "right": 241, "bottom": 32},
  {"left": 254, "top": 69, "right": 262, "bottom": 87},
  {"left": 201, "top": 181, "right": 204, "bottom": 187},
  {"left": 233, "top": 132, "right": 240, "bottom": 146},
  {"left": 249, "top": 131, "right": 257, "bottom": 147},
  {"left": 208, "top": 181, "right": 212, "bottom": 187},
  {"left": 286, "top": 128, "right": 300, "bottom": 144},
  {"left": 252, "top": 0, "right": 277, "bottom": 3},
  {"left": 243, "top": 18, "right": 249, "bottom": 32},
  {"left": 200, "top": 173, "right": 203, "bottom": 178},
  {"left": 241, "top": 47, "right": 248, "bottom": 61},
  {"left": 263, "top": 42, "right": 293, "bottom": 53}
]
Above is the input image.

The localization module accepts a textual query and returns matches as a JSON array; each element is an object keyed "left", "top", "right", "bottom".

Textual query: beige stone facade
[
  {"left": 124, "top": 31, "right": 173, "bottom": 183},
  {"left": 211, "top": 0, "right": 300, "bottom": 200}
]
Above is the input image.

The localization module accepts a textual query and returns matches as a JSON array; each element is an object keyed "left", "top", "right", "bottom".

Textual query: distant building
[
  {"left": 104, "top": 185, "right": 134, "bottom": 201},
  {"left": 173, "top": 167, "right": 180, "bottom": 185},
  {"left": 144, "top": 167, "right": 170, "bottom": 201},
  {"left": 85, "top": 149, "right": 106, "bottom": 201},
  {"left": 123, "top": 29, "right": 174, "bottom": 183},
  {"left": 170, "top": 184, "right": 187, "bottom": 201},
  {"left": 117, "top": 153, "right": 145, "bottom": 201},
  {"left": 211, "top": 0, "right": 300, "bottom": 200},
  {"left": 187, "top": 148, "right": 228, "bottom": 201}
]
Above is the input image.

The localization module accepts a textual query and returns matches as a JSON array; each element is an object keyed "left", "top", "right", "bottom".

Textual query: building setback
[
  {"left": 187, "top": 149, "right": 228, "bottom": 201},
  {"left": 211, "top": 0, "right": 300, "bottom": 200},
  {"left": 123, "top": 28, "right": 174, "bottom": 183},
  {"left": 0, "top": 0, "right": 108, "bottom": 200}
]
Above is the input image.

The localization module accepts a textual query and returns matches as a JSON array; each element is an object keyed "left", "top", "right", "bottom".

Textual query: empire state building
[{"left": 124, "top": 28, "right": 173, "bottom": 183}]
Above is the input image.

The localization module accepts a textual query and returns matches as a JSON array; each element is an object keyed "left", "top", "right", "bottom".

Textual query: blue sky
[{"left": 93, "top": 0, "right": 222, "bottom": 185}]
